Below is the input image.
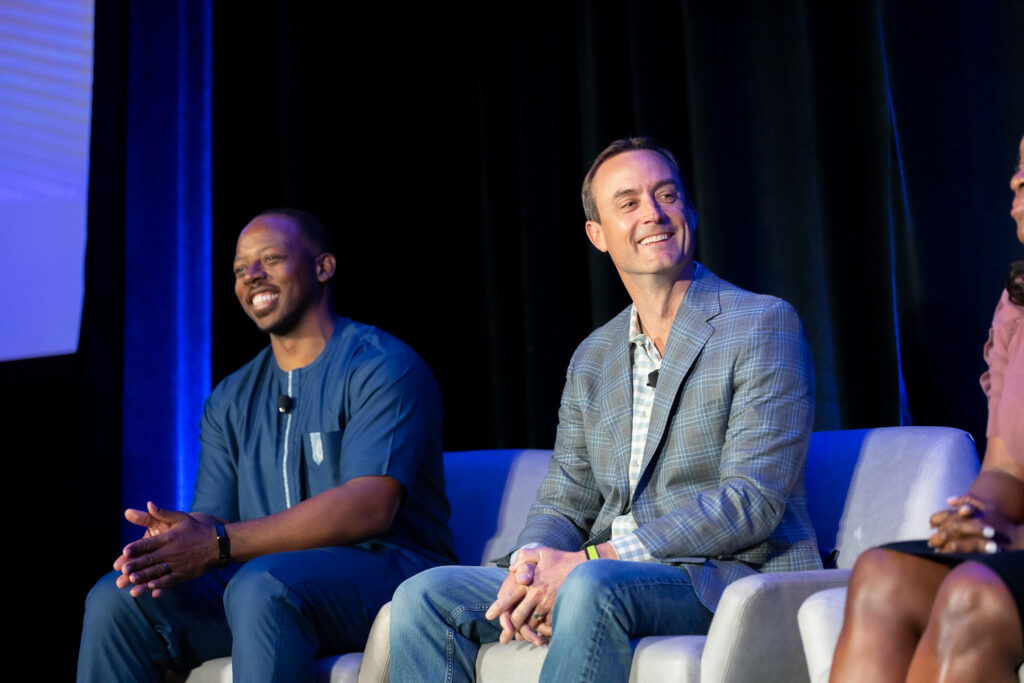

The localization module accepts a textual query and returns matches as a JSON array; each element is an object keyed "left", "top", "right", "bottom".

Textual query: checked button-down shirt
[{"left": 607, "top": 303, "right": 663, "bottom": 563}]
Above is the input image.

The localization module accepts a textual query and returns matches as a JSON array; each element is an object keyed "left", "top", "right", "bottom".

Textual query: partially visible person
[
  {"left": 78, "top": 209, "right": 454, "bottom": 682},
  {"left": 830, "top": 136, "right": 1024, "bottom": 682}
]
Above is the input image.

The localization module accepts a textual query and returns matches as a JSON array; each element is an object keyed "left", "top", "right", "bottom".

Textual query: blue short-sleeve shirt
[{"left": 191, "top": 317, "right": 454, "bottom": 563}]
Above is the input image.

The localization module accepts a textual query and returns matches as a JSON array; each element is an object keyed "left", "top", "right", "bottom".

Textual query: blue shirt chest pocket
[{"left": 302, "top": 429, "right": 343, "bottom": 497}]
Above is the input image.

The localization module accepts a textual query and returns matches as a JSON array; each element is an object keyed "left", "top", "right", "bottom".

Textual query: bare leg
[
  {"left": 907, "top": 561, "right": 1024, "bottom": 683},
  {"left": 829, "top": 549, "right": 949, "bottom": 683}
]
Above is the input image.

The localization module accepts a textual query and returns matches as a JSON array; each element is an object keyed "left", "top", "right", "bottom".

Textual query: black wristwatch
[{"left": 215, "top": 523, "right": 231, "bottom": 568}]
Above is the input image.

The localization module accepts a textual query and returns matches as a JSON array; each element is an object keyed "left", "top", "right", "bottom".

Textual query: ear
[
  {"left": 316, "top": 253, "right": 336, "bottom": 282},
  {"left": 585, "top": 220, "right": 608, "bottom": 253}
]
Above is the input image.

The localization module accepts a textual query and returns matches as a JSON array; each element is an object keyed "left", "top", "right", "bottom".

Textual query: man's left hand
[
  {"left": 485, "top": 546, "right": 587, "bottom": 647},
  {"left": 113, "top": 501, "right": 220, "bottom": 598}
]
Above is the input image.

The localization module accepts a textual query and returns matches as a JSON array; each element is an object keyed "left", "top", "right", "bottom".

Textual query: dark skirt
[{"left": 882, "top": 539, "right": 1024, "bottom": 634}]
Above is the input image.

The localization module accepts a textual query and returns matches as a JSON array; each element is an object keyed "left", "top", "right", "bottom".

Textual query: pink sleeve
[{"left": 981, "top": 290, "right": 1024, "bottom": 443}]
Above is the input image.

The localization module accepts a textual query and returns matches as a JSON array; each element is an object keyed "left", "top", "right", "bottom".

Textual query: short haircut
[
  {"left": 256, "top": 208, "right": 332, "bottom": 255},
  {"left": 581, "top": 137, "right": 697, "bottom": 229}
]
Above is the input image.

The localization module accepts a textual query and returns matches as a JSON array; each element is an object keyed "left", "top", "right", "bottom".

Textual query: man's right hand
[
  {"left": 486, "top": 545, "right": 602, "bottom": 646},
  {"left": 486, "top": 560, "right": 543, "bottom": 645},
  {"left": 113, "top": 502, "right": 220, "bottom": 598}
]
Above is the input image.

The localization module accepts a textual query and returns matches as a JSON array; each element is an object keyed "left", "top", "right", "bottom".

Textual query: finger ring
[
  {"left": 161, "top": 562, "right": 172, "bottom": 575},
  {"left": 532, "top": 612, "right": 545, "bottom": 621}
]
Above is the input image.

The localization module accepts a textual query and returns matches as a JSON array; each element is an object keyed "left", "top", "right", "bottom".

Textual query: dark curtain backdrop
[
  {"left": 20, "top": 0, "right": 1020, "bottom": 676},
  {"left": 205, "top": 0, "right": 1023, "bottom": 446}
]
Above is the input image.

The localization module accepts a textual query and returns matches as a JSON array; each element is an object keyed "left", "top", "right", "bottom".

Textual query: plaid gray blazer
[{"left": 517, "top": 265, "right": 820, "bottom": 610}]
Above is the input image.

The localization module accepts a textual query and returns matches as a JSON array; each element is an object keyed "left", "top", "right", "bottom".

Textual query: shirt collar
[
  {"left": 627, "top": 261, "right": 704, "bottom": 347},
  {"left": 628, "top": 305, "right": 662, "bottom": 364},
  {"left": 628, "top": 304, "right": 646, "bottom": 345}
]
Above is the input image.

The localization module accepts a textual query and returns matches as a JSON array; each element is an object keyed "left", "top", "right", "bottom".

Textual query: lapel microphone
[
  {"left": 647, "top": 370, "right": 659, "bottom": 389},
  {"left": 278, "top": 394, "right": 293, "bottom": 414}
]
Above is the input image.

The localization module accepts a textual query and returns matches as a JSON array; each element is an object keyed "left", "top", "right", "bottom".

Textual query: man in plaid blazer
[{"left": 390, "top": 137, "right": 819, "bottom": 682}]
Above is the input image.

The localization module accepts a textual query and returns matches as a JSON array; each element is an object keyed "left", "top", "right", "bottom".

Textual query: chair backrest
[
  {"left": 442, "top": 449, "right": 553, "bottom": 565},
  {"left": 442, "top": 429, "right": 979, "bottom": 570},
  {"left": 805, "top": 426, "right": 980, "bottom": 569}
]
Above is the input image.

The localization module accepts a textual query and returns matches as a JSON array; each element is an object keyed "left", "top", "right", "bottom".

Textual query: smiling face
[
  {"left": 233, "top": 213, "right": 331, "bottom": 337},
  {"left": 584, "top": 149, "right": 695, "bottom": 284},
  {"left": 1012, "top": 135, "right": 1024, "bottom": 245}
]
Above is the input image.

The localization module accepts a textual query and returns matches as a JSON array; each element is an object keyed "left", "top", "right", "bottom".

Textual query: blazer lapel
[
  {"left": 597, "top": 308, "right": 634, "bottom": 501},
  {"left": 640, "top": 265, "right": 722, "bottom": 477}
]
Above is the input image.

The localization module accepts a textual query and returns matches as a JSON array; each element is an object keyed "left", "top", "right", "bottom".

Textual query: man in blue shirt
[{"left": 78, "top": 209, "right": 454, "bottom": 682}]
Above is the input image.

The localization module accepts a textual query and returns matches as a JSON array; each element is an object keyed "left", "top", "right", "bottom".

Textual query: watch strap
[{"left": 215, "top": 522, "right": 231, "bottom": 568}]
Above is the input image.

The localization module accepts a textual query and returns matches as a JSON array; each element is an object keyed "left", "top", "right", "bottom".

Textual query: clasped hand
[
  {"left": 928, "top": 494, "right": 1016, "bottom": 553},
  {"left": 484, "top": 546, "right": 586, "bottom": 647},
  {"left": 113, "top": 501, "right": 219, "bottom": 598}
]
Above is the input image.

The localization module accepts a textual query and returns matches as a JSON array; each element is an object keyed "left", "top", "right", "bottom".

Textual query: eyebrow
[{"left": 234, "top": 244, "right": 284, "bottom": 262}]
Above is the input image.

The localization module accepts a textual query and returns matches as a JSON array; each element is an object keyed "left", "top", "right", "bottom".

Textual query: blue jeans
[
  {"left": 390, "top": 559, "right": 714, "bottom": 682},
  {"left": 78, "top": 544, "right": 438, "bottom": 683}
]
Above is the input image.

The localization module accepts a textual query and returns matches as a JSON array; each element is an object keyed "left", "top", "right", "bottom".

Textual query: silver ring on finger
[
  {"left": 161, "top": 562, "right": 172, "bottom": 575},
  {"left": 531, "top": 612, "right": 545, "bottom": 621}
]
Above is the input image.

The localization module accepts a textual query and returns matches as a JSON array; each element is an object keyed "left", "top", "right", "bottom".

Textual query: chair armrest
[
  {"left": 358, "top": 601, "right": 392, "bottom": 683},
  {"left": 797, "top": 586, "right": 849, "bottom": 683},
  {"left": 629, "top": 635, "right": 705, "bottom": 683},
  {"left": 700, "top": 569, "right": 851, "bottom": 683}
]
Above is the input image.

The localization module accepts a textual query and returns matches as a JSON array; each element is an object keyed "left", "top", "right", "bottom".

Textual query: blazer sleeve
[
  {"left": 634, "top": 298, "right": 815, "bottom": 562},
  {"left": 515, "top": 354, "right": 607, "bottom": 552}
]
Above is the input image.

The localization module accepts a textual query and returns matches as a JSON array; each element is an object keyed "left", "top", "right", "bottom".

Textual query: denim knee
[
  {"left": 394, "top": 565, "right": 444, "bottom": 603},
  {"left": 391, "top": 565, "right": 450, "bottom": 624},
  {"left": 392, "top": 564, "right": 505, "bottom": 636},
  {"left": 557, "top": 560, "right": 620, "bottom": 604}
]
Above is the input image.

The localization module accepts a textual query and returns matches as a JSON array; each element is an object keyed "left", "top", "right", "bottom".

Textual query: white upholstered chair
[
  {"left": 687, "top": 426, "right": 979, "bottom": 683},
  {"left": 190, "top": 427, "right": 981, "bottom": 682},
  {"left": 359, "top": 427, "right": 981, "bottom": 682}
]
